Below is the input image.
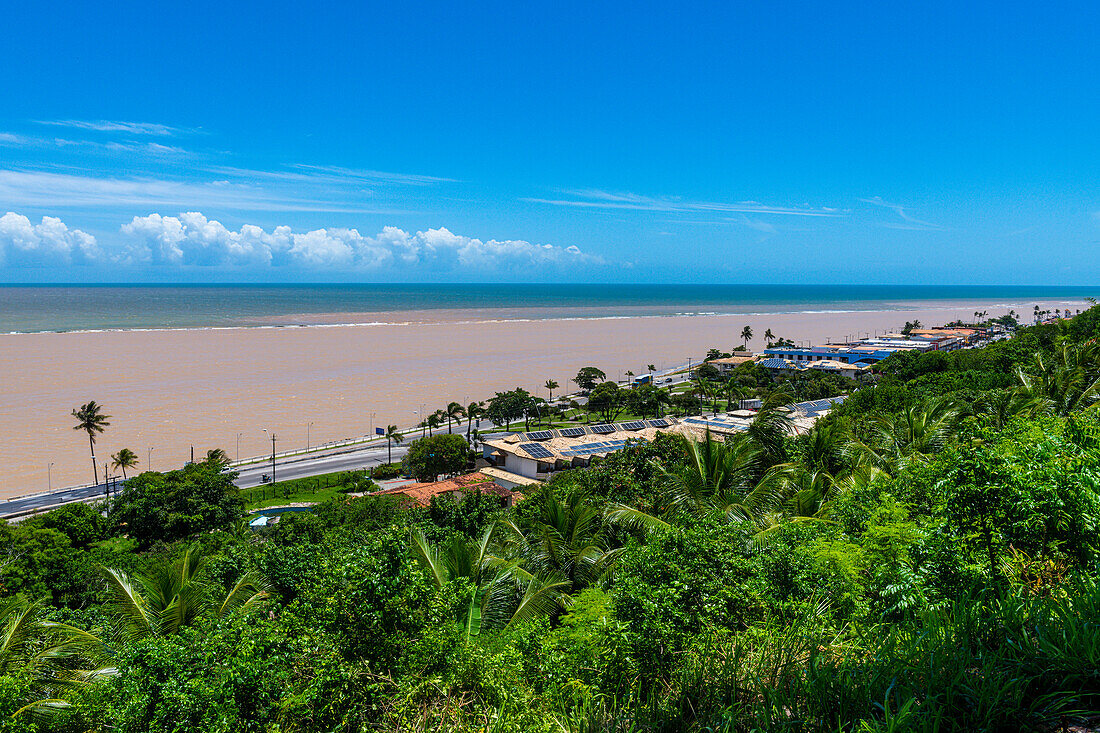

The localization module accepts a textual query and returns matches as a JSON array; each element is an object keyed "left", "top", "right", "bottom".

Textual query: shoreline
[
  {"left": 1, "top": 296, "right": 1090, "bottom": 335},
  {"left": 1, "top": 297, "right": 1087, "bottom": 497}
]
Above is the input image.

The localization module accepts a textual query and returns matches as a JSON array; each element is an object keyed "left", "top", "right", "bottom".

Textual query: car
[
  {"left": 261, "top": 473, "right": 271, "bottom": 483},
  {"left": 662, "top": 377, "right": 673, "bottom": 383}
]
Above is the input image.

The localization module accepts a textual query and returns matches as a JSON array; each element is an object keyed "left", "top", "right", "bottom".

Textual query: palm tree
[
  {"left": 427, "top": 412, "right": 443, "bottom": 437},
  {"left": 1014, "top": 343, "right": 1100, "bottom": 416},
  {"left": 764, "top": 328, "right": 775, "bottom": 345},
  {"left": 0, "top": 597, "right": 109, "bottom": 717},
  {"left": 410, "top": 525, "right": 497, "bottom": 637},
  {"left": 71, "top": 401, "right": 110, "bottom": 485},
  {"left": 854, "top": 397, "right": 960, "bottom": 474},
  {"left": 110, "top": 448, "right": 139, "bottom": 479},
  {"left": 204, "top": 448, "right": 230, "bottom": 468},
  {"left": 544, "top": 379, "right": 559, "bottom": 403},
  {"left": 385, "top": 424, "right": 403, "bottom": 464},
  {"left": 647, "top": 364, "right": 656, "bottom": 382},
  {"left": 465, "top": 402, "right": 483, "bottom": 443},
  {"left": 625, "top": 370, "right": 635, "bottom": 386},
  {"left": 103, "top": 549, "right": 269, "bottom": 641},
  {"left": 444, "top": 402, "right": 465, "bottom": 434},
  {"left": 740, "top": 325, "right": 753, "bottom": 350}
]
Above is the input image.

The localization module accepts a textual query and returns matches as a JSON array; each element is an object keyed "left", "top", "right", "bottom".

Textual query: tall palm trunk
[{"left": 89, "top": 434, "right": 98, "bottom": 485}]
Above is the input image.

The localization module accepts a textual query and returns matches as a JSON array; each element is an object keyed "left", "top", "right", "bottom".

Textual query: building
[
  {"left": 761, "top": 340, "right": 931, "bottom": 365},
  {"left": 482, "top": 396, "right": 846, "bottom": 482},
  {"left": 371, "top": 471, "right": 523, "bottom": 507},
  {"left": 708, "top": 353, "right": 757, "bottom": 374}
]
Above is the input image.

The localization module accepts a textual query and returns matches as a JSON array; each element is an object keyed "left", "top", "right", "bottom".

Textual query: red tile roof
[{"left": 371, "top": 472, "right": 514, "bottom": 507}]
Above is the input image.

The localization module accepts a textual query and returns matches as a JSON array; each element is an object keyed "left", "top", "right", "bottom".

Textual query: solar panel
[
  {"left": 619, "top": 421, "right": 646, "bottom": 430},
  {"left": 559, "top": 427, "right": 586, "bottom": 437},
  {"left": 647, "top": 419, "right": 670, "bottom": 428},
  {"left": 525, "top": 430, "right": 554, "bottom": 441},
  {"left": 591, "top": 424, "right": 615, "bottom": 434},
  {"left": 520, "top": 443, "right": 555, "bottom": 459}
]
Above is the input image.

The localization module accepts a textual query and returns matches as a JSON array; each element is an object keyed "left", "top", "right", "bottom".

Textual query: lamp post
[
  {"left": 369, "top": 412, "right": 376, "bottom": 438},
  {"left": 48, "top": 462, "right": 54, "bottom": 491},
  {"left": 263, "top": 430, "right": 277, "bottom": 484},
  {"left": 307, "top": 422, "right": 313, "bottom": 451},
  {"left": 236, "top": 432, "right": 243, "bottom": 462},
  {"left": 147, "top": 447, "right": 154, "bottom": 471}
]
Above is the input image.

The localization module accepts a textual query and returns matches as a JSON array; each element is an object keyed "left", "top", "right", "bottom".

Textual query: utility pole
[
  {"left": 269, "top": 433, "right": 277, "bottom": 484},
  {"left": 307, "top": 422, "right": 313, "bottom": 451},
  {"left": 147, "top": 447, "right": 154, "bottom": 471},
  {"left": 236, "top": 432, "right": 243, "bottom": 462},
  {"left": 48, "top": 462, "right": 54, "bottom": 491}
]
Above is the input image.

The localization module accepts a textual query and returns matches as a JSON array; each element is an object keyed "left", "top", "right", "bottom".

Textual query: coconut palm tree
[
  {"left": 740, "top": 325, "right": 753, "bottom": 350},
  {"left": 110, "top": 448, "right": 139, "bottom": 479},
  {"left": 102, "top": 549, "right": 269, "bottom": 641},
  {"left": 625, "top": 370, "right": 635, "bottom": 386},
  {"left": 764, "top": 328, "right": 775, "bottom": 345},
  {"left": 71, "top": 401, "right": 110, "bottom": 485},
  {"left": 1014, "top": 343, "right": 1100, "bottom": 416},
  {"left": 0, "top": 596, "right": 109, "bottom": 718},
  {"left": 465, "top": 402, "right": 483, "bottom": 443},
  {"left": 204, "top": 448, "right": 230, "bottom": 468},
  {"left": 544, "top": 379, "right": 559, "bottom": 403},
  {"left": 385, "top": 424, "right": 403, "bottom": 464},
  {"left": 854, "top": 397, "right": 960, "bottom": 474},
  {"left": 444, "top": 402, "right": 465, "bottom": 434},
  {"left": 410, "top": 525, "right": 498, "bottom": 638}
]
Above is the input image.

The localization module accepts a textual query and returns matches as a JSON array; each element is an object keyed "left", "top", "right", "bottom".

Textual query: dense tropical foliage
[{"left": 3, "top": 309, "right": 1100, "bottom": 731}]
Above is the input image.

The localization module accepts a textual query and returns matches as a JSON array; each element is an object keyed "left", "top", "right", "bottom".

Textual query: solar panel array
[
  {"left": 619, "top": 421, "right": 646, "bottom": 430},
  {"left": 520, "top": 443, "right": 555, "bottom": 459},
  {"left": 647, "top": 419, "right": 670, "bottom": 428},
  {"left": 524, "top": 430, "right": 554, "bottom": 441},
  {"left": 559, "top": 427, "right": 587, "bottom": 437},
  {"left": 788, "top": 396, "right": 846, "bottom": 418},
  {"left": 591, "top": 424, "right": 616, "bottom": 434},
  {"left": 681, "top": 417, "right": 749, "bottom": 431},
  {"left": 560, "top": 438, "right": 646, "bottom": 457}
]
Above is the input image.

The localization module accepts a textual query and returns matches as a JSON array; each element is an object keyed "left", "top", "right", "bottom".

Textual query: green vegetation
[
  {"left": 401, "top": 434, "right": 471, "bottom": 482},
  {"left": 239, "top": 469, "right": 376, "bottom": 509},
  {"left": 4, "top": 309, "right": 1100, "bottom": 731}
]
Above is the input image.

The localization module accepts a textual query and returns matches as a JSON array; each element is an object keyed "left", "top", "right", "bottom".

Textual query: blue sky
[{"left": 1, "top": 0, "right": 1099, "bottom": 283}]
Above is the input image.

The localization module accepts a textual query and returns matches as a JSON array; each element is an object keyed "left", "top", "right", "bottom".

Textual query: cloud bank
[
  {"left": 1, "top": 211, "right": 597, "bottom": 273},
  {"left": 0, "top": 212, "right": 100, "bottom": 266}
]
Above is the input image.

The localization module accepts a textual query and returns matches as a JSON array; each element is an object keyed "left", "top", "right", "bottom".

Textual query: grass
[{"left": 241, "top": 469, "right": 375, "bottom": 510}]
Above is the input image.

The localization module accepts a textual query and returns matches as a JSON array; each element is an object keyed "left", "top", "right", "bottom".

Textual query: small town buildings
[{"left": 708, "top": 353, "right": 758, "bottom": 374}]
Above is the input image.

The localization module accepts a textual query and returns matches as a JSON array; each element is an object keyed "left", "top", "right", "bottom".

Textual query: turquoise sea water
[{"left": 0, "top": 284, "right": 1094, "bottom": 334}]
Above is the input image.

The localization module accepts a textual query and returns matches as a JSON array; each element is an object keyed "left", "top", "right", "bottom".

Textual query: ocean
[{"left": 0, "top": 284, "right": 1094, "bottom": 333}]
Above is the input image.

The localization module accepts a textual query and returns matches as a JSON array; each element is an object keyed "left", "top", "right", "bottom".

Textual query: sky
[{"left": 1, "top": 0, "right": 1099, "bottom": 284}]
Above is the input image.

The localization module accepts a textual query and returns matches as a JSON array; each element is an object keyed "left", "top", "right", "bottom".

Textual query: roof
[
  {"left": 709, "top": 354, "right": 757, "bottom": 366},
  {"left": 485, "top": 418, "right": 697, "bottom": 463},
  {"left": 807, "top": 359, "right": 870, "bottom": 372},
  {"left": 370, "top": 471, "right": 510, "bottom": 507},
  {"left": 478, "top": 466, "right": 543, "bottom": 486},
  {"left": 758, "top": 357, "right": 803, "bottom": 370}
]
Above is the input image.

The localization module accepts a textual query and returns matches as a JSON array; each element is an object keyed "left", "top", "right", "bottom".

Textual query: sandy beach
[{"left": 0, "top": 297, "right": 1085, "bottom": 497}]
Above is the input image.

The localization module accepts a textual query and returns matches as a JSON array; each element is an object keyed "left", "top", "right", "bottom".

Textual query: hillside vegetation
[{"left": 3, "top": 310, "right": 1100, "bottom": 732}]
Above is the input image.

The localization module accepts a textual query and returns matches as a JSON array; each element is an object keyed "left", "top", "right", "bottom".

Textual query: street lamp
[
  {"left": 48, "top": 462, "right": 54, "bottom": 491},
  {"left": 236, "top": 432, "right": 243, "bottom": 462},
  {"left": 263, "top": 429, "right": 277, "bottom": 483},
  {"left": 147, "top": 447, "right": 154, "bottom": 471},
  {"left": 307, "top": 422, "right": 314, "bottom": 451},
  {"left": 369, "top": 412, "right": 376, "bottom": 438}
]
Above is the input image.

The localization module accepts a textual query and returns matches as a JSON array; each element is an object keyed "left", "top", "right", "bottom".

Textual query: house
[
  {"left": 708, "top": 353, "right": 757, "bottom": 374},
  {"left": 370, "top": 472, "right": 523, "bottom": 508}
]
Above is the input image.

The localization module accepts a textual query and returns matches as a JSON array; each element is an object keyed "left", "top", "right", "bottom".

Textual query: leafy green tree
[
  {"left": 572, "top": 366, "right": 607, "bottom": 393},
  {"left": 108, "top": 462, "right": 245, "bottom": 547},
  {"left": 39, "top": 502, "right": 107, "bottom": 549},
  {"left": 71, "top": 401, "right": 110, "bottom": 485},
  {"left": 485, "top": 388, "right": 532, "bottom": 428},
  {"left": 587, "top": 381, "right": 626, "bottom": 423},
  {"left": 110, "top": 448, "right": 139, "bottom": 479},
  {"left": 402, "top": 433, "right": 469, "bottom": 482}
]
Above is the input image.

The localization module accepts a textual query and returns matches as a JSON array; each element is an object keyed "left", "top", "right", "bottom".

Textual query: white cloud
[
  {"left": 118, "top": 213, "right": 595, "bottom": 271},
  {"left": 859, "top": 196, "right": 944, "bottom": 231},
  {"left": 525, "top": 189, "right": 845, "bottom": 217},
  {"left": 0, "top": 212, "right": 99, "bottom": 266},
  {"left": 36, "top": 120, "right": 188, "bottom": 136}
]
